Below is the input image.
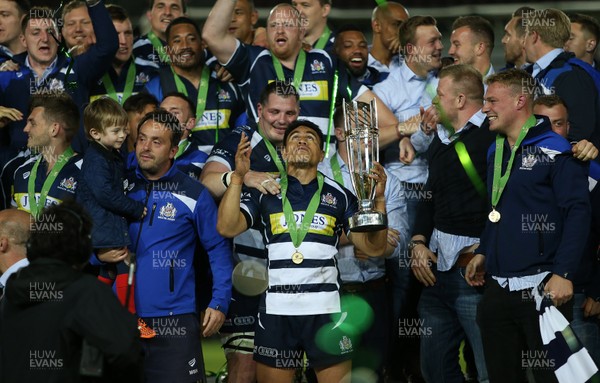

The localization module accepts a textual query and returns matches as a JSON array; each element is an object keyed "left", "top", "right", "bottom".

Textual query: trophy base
[{"left": 349, "top": 211, "right": 388, "bottom": 232}]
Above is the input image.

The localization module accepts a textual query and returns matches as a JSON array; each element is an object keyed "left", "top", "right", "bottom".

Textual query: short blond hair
[
  {"left": 485, "top": 68, "right": 535, "bottom": 101},
  {"left": 83, "top": 97, "right": 128, "bottom": 140},
  {"left": 524, "top": 8, "right": 571, "bottom": 48}
]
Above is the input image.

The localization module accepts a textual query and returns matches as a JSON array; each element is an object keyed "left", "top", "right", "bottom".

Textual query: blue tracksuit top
[
  {"left": 478, "top": 116, "right": 591, "bottom": 280},
  {"left": 125, "top": 164, "right": 233, "bottom": 317}
]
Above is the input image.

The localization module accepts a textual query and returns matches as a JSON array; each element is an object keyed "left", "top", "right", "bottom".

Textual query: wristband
[{"left": 221, "top": 171, "right": 234, "bottom": 188}]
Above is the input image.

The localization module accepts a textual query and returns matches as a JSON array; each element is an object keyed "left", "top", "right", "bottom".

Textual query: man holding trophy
[{"left": 216, "top": 115, "right": 388, "bottom": 383}]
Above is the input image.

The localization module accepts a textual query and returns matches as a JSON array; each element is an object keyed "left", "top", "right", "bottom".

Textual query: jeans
[
  {"left": 417, "top": 267, "right": 488, "bottom": 383},
  {"left": 570, "top": 292, "right": 600, "bottom": 366}
]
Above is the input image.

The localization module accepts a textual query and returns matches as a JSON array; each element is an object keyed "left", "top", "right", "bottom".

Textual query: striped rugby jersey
[
  {"left": 240, "top": 173, "right": 358, "bottom": 315},
  {"left": 223, "top": 41, "right": 365, "bottom": 148}
]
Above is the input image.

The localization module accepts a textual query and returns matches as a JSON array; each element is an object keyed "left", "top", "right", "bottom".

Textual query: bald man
[
  {"left": 369, "top": 1, "right": 409, "bottom": 73},
  {"left": 0, "top": 209, "right": 30, "bottom": 290}
]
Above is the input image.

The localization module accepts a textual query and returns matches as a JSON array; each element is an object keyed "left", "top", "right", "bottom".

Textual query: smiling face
[
  {"left": 147, "top": 0, "right": 184, "bottom": 38},
  {"left": 406, "top": 24, "right": 443, "bottom": 73},
  {"left": 483, "top": 82, "right": 519, "bottom": 135},
  {"left": 335, "top": 30, "right": 368, "bottom": 77},
  {"left": 62, "top": 5, "right": 94, "bottom": 53},
  {"left": 258, "top": 93, "right": 299, "bottom": 146},
  {"left": 448, "top": 26, "right": 477, "bottom": 66},
  {"left": 23, "top": 18, "right": 59, "bottom": 67},
  {"left": 167, "top": 22, "right": 204, "bottom": 70}
]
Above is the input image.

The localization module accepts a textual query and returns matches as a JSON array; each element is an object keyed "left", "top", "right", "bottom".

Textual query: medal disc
[
  {"left": 488, "top": 209, "right": 501, "bottom": 223},
  {"left": 292, "top": 251, "right": 304, "bottom": 264}
]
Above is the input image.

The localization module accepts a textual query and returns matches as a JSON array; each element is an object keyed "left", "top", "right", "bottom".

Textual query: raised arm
[
  {"left": 202, "top": 0, "right": 241, "bottom": 64},
  {"left": 216, "top": 132, "right": 251, "bottom": 237}
]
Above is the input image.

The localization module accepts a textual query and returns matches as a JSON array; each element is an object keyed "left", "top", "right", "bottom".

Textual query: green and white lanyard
[
  {"left": 102, "top": 59, "right": 136, "bottom": 105},
  {"left": 490, "top": 115, "right": 536, "bottom": 217},
  {"left": 28, "top": 147, "right": 75, "bottom": 218},
  {"left": 147, "top": 31, "right": 170, "bottom": 64}
]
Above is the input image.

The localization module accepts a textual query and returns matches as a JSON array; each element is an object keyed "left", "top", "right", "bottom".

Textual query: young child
[{"left": 77, "top": 97, "right": 154, "bottom": 338}]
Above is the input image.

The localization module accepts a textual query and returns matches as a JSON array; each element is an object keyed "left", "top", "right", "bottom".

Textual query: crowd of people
[{"left": 0, "top": 0, "right": 599, "bottom": 382}]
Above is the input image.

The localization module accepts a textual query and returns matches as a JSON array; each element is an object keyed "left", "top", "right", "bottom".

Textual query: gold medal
[
  {"left": 292, "top": 251, "right": 304, "bottom": 265},
  {"left": 488, "top": 209, "right": 501, "bottom": 223}
]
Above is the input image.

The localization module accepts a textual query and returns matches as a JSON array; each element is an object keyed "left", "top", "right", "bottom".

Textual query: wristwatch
[{"left": 408, "top": 239, "right": 426, "bottom": 251}]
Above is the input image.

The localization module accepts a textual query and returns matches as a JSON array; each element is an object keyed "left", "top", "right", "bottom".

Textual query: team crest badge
[
  {"left": 58, "top": 177, "right": 77, "bottom": 191},
  {"left": 310, "top": 60, "right": 325, "bottom": 74},
  {"left": 321, "top": 192, "right": 337, "bottom": 207},
  {"left": 339, "top": 336, "right": 353, "bottom": 354},
  {"left": 159, "top": 202, "right": 177, "bottom": 221},
  {"left": 217, "top": 89, "right": 231, "bottom": 102},
  {"left": 135, "top": 72, "right": 150, "bottom": 85},
  {"left": 521, "top": 153, "right": 537, "bottom": 170}
]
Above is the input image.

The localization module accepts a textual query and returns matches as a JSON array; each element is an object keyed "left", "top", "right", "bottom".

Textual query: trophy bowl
[{"left": 343, "top": 99, "right": 388, "bottom": 232}]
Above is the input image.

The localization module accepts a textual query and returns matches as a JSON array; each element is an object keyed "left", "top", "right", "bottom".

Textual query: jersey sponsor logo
[
  {"left": 158, "top": 202, "right": 177, "bottom": 221},
  {"left": 58, "top": 177, "right": 77, "bottom": 192},
  {"left": 321, "top": 192, "right": 337, "bottom": 208},
  {"left": 297, "top": 81, "right": 329, "bottom": 101},
  {"left": 269, "top": 212, "right": 335, "bottom": 236},
  {"left": 14, "top": 193, "right": 60, "bottom": 212},
  {"left": 256, "top": 346, "right": 278, "bottom": 358},
  {"left": 193, "top": 109, "right": 232, "bottom": 131},
  {"left": 310, "top": 60, "right": 326, "bottom": 74}
]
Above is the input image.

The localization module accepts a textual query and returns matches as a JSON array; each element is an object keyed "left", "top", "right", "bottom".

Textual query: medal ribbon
[
  {"left": 314, "top": 26, "right": 331, "bottom": 50},
  {"left": 102, "top": 59, "right": 136, "bottom": 105},
  {"left": 175, "top": 138, "right": 190, "bottom": 159},
  {"left": 172, "top": 65, "right": 210, "bottom": 124},
  {"left": 28, "top": 147, "right": 75, "bottom": 218},
  {"left": 329, "top": 153, "right": 344, "bottom": 186},
  {"left": 271, "top": 50, "right": 306, "bottom": 91},
  {"left": 147, "top": 31, "right": 170, "bottom": 64},
  {"left": 280, "top": 172, "right": 324, "bottom": 249},
  {"left": 258, "top": 126, "right": 286, "bottom": 176},
  {"left": 491, "top": 115, "right": 536, "bottom": 209}
]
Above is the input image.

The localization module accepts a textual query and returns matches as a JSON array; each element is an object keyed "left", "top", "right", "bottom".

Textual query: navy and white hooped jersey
[
  {"left": 89, "top": 58, "right": 158, "bottom": 103},
  {"left": 223, "top": 41, "right": 365, "bottom": 145},
  {"left": 12, "top": 154, "right": 83, "bottom": 212},
  {"left": 144, "top": 67, "right": 246, "bottom": 155},
  {"left": 240, "top": 173, "right": 358, "bottom": 316},
  {"left": 132, "top": 34, "right": 166, "bottom": 69},
  {"left": 208, "top": 124, "right": 282, "bottom": 264}
]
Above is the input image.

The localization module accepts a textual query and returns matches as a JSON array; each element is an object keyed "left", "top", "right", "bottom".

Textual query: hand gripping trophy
[{"left": 342, "top": 99, "right": 388, "bottom": 232}]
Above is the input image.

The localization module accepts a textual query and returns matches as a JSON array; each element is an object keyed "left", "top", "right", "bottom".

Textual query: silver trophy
[{"left": 342, "top": 99, "right": 388, "bottom": 232}]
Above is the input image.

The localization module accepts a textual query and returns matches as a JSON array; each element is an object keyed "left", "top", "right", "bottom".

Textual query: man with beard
[
  {"left": 89, "top": 4, "right": 157, "bottom": 104},
  {"left": 501, "top": 7, "right": 533, "bottom": 70},
  {"left": 144, "top": 17, "right": 245, "bottom": 154},
  {"left": 334, "top": 25, "right": 388, "bottom": 89}
]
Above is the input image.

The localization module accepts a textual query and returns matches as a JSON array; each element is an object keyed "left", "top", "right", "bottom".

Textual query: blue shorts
[
  {"left": 254, "top": 312, "right": 354, "bottom": 369},
  {"left": 220, "top": 289, "right": 260, "bottom": 334},
  {"left": 141, "top": 313, "right": 205, "bottom": 383}
]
